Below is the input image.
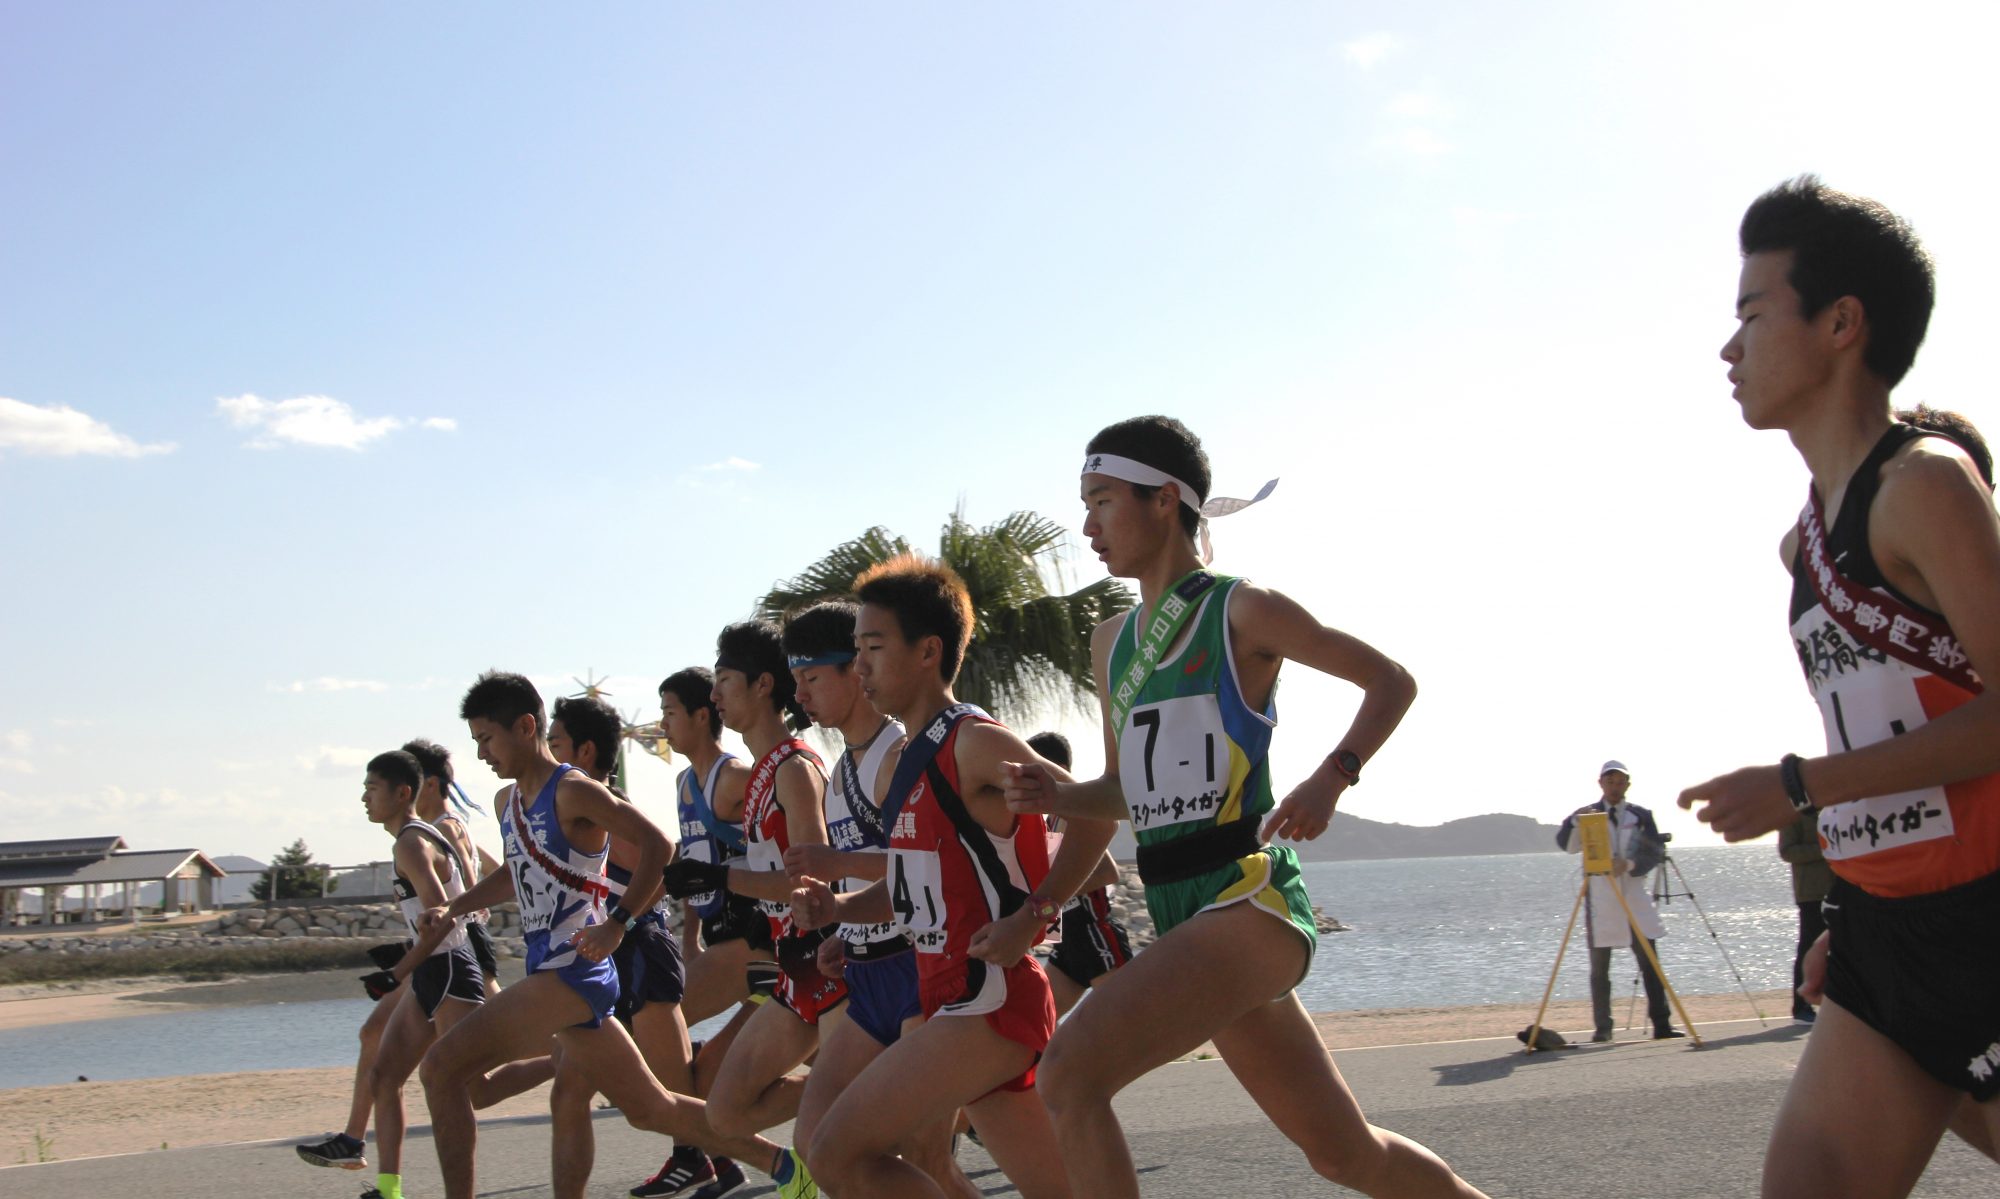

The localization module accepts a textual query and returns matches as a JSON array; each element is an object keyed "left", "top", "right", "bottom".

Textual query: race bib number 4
[
  {"left": 889, "top": 849, "right": 945, "bottom": 944},
  {"left": 1121, "top": 694, "right": 1232, "bottom": 831}
]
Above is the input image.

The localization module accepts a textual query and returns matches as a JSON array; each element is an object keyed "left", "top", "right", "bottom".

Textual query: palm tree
[{"left": 756, "top": 507, "right": 1134, "bottom": 722}]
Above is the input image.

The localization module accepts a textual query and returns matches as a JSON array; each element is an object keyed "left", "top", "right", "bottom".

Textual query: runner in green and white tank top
[{"left": 1109, "top": 571, "right": 1317, "bottom": 958}]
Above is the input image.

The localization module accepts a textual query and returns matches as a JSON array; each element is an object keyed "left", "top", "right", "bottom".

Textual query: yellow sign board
[{"left": 1576, "top": 810, "right": 1613, "bottom": 876}]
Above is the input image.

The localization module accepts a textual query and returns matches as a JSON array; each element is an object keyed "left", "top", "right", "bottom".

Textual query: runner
[
  {"left": 1025, "top": 731, "right": 1133, "bottom": 1017},
  {"left": 356, "top": 748, "right": 489, "bottom": 1199},
  {"left": 545, "top": 694, "right": 776, "bottom": 1199},
  {"left": 1681, "top": 177, "right": 2000, "bottom": 1198},
  {"left": 778, "top": 601, "right": 978, "bottom": 1198},
  {"left": 793, "top": 553, "right": 1116, "bottom": 1199},
  {"left": 660, "top": 621, "right": 834, "bottom": 1199},
  {"left": 1005, "top": 415, "right": 1490, "bottom": 1198},
  {"left": 417, "top": 671, "right": 738, "bottom": 1199},
  {"left": 295, "top": 738, "right": 547, "bottom": 1174}
]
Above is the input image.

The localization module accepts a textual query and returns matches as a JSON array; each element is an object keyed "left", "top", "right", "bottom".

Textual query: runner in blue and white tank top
[{"left": 425, "top": 672, "right": 764, "bottom": 1199}]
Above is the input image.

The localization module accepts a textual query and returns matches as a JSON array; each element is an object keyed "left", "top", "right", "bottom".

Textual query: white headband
[{"left": 1081, "top": 453, "right": 1278, "bottom": 562}]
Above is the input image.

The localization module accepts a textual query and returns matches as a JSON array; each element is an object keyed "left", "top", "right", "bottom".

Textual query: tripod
[
  {"left": 1525, "top": 811, "right": 1703, "bottom": 1052},
  {"left": 1629, "top": 850, "right": 1768, "bottom": 1028}
]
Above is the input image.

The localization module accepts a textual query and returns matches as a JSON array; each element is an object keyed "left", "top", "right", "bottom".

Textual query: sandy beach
[{"left": 0, "top": 969, "right": 1794, "bottom": 1166}]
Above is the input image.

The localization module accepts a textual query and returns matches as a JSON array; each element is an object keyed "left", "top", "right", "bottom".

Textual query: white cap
[{"left": 1600, "top": 760, "right": 1631, "bottom": 778}]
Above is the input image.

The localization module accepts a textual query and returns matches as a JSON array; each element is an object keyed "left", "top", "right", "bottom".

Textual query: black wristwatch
[
  {"left": 1779, "top": 754, "right": 1816, "bottom": 814},
  {"left": 1329, "top": 750, "right": 1362, "bottom": 786},
  {"left": 608, "top": 904, "right": 638, "bottom": 932}
]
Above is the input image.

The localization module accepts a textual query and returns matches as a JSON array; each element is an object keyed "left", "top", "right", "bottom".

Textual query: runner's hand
[
  {"left": 662, "top": 857, "right": 731, "bottom": 899},
  {"left": 359, "top": 970, "right": 399, "bottom": 1001},
  {"left": 1002, "top": 760, "right": 1058, "bottom": 814},
  {"left": 967, "top": 906, "right": 1041, "bottom": 968},
  {"left": 1677, "top": 765, "right": 1793, "bottom": 842},
  {"left": 1797, "top": 929, "right": 1830, "bottom": 1006},
  {"left": 568, "top": 920, "right": 623, "bottom": 963},
  {"left": 1262, "top": 765, "right": 1344, "bottom": 842},
  {"left": 784, "top": 843, "right": 841, "bottom": 881},
  {"left": 791, "top": 876, "right": 838, "bottom": 930},
  {"left": 816, "top": 933, "right": 847, "bottom": 981},
  {"left": 418, "top": 905, "right": 453, "bottom": 936}
]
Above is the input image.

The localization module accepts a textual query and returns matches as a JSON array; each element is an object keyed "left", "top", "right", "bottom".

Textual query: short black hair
[
  {"left": 460, "top": 670, "right": 546, "bottom": 734},
  {"left": 401, "top": 738, "right": 454, "bottom": 793},
  {"left": 716, "top": 620, "right": 809, "bottom": 731},
  {"left": 1086, "top": 416, "right": 1211, "bottom": 538},
  {"left": 783, "top": 601, "right": 860, "bottom": 667},
  {"left": 1899, "top": 404, "right": 1995, "bottom": 489},
  {"left": 659, "top": 667, "right": 722, "bottom": 742},
  {"left": 552, "top": 693, "right": 622, "bottom": 778},
  {"left": 1026, "top": 731, "right": 1072, "bottom": 771},
  {"left": 367, "top": 749, "right": 424, "bottom": 796},
  {"left": 854, "top": 552, "right": 975, "bottom": 684},
  {"left": 1739, "top": 175, "right": 1934, "bottom": 387}
]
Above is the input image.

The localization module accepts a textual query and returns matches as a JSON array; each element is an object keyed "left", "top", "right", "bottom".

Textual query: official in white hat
[{"left": 1555, "top": 760, "right": 1684, "bottom": 1041}]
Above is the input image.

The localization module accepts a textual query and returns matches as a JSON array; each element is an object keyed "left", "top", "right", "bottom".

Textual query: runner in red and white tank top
[{"left": 741, "top": 733, "right": 844, "bottom": 1019}]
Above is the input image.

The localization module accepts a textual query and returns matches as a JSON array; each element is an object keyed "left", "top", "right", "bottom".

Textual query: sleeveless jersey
[
  {"left": 432, "top": 813, "right": 488, "bottom": 928},
  {"left": 394, "top": 817, "right": 471, "bottom": 955},
  {"left": 676, "top": 753, "right": 743, "bottom": 919},
  {"left": 1788, "top": 423, "right": 2000, "bottom": 897},
  {"left": 501, "top": 763, "right": 612, "bottom": 973},
  {"left": 741, "top": 738, "right": 827, "bottom": 942},
  {"left": 827, "top": 719, "right": 911, "bottom": 951},
  {"left": 1110, "top": 576, "right": 1276, "bottom": 846},
  {"left": 888, "top": 708, "right": 1052, "bottom": 999}
]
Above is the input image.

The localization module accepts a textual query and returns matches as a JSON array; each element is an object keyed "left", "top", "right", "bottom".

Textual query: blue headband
[
  {"left": 447, "top": 780, "right": 486, "bottom": 818},
  {"left": 787, "top": 651, "right": 856, "bottom": 670}
]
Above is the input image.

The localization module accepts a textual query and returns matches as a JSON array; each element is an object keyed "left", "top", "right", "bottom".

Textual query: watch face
[{"left": 1336, "top": 751, "right": 1361, "bottom": 777}]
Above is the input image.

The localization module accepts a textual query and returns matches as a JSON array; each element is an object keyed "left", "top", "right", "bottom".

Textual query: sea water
[{"left": 0, "top": 846, "right": 1803, "bottom": 1089}]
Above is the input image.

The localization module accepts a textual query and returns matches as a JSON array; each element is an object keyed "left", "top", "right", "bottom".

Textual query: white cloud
[
  {"left": 216, "top": 394, "right": 407, "bottom": 450},
  {"left": 3, "top": 730, "right": 28, "bottom": 752},
  {"left": 297, "top": 746, "right": 377, "bottom": 779},
  {"left": 421, "top": 417, "right": 458, "bottom": 432},
  {"left": 1341, "top": 32, "right": 1401, "bottom": 69},
  {"left": 699, "top": 456, "right": 761, "bottom": 473},
  {"left": 270, "top": 677, "right": 391, "bottom": 694},
  {"left": 0, "top": 758, "right": 32, "bottom": 775},
  {"left": 0, "top": 397, "right": 176, "bottom": 458},
  {"left": 1379, "top": 127, "right": 1454, "bottom": 158}
]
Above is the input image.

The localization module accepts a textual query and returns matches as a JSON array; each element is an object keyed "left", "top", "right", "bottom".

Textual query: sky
[{"left": 4, "top": 1, "right": 1998, "bottom": 871}]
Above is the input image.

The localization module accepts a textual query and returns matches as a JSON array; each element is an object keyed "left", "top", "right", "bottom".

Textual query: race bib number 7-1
[{"left": 1121, "top": 694, "right": 1232, "bottom": 831}]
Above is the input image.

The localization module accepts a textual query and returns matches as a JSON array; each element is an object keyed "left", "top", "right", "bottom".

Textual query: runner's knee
[{"left": 1036, "top": 1037, "right": 1110, "bottom": 1116}]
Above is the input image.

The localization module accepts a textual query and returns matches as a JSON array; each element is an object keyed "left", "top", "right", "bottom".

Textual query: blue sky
[{"left": 4, "top": 2, "right": 1998, "bottom": 870}]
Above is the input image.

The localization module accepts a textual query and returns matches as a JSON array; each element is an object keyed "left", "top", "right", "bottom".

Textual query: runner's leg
[
  {"left": 343, "top": 992, "right": 398, "bottom": 1141},
  {"left": 370, "top": 989, "right": 435, "bottom": 1180},
  {"left": 1037, "top": 902, "right": 1332, "bottom": 1199},
  {"left": 1947, "top": 1097, "right": 2000, "bottom": 1162},
  {"left": 705, "top": 997, "right": 818, "bottom": 1137},
  {"left": 420, "top": 971, "right": 597, "bottom": 1199},
  {"left": 809, "top": 1011, "right": 1057, "bottom": 1199},
  {"left": 1762, "top": 1000, "right": 1958, "bottom": 1199},
  {"left": 895, "top": 1013, "right": 982, "bottom": 1199},
  {"left": 792, "top": 1005, "right": 877, "bottom": 1160},
  {"left": 547, "top": 1045, "right": 597, "bottom": 1199},
  {"left": 692, "top": 1000, "right": 759, "bottom": 1096},
  {"left": 682, "top": 938, "right": 756, "bottom": 1025},
  {"left": 1213, "top": 990, "right": 1486, "bottom": 1197},
  {"left": 1047, "top": 963, "right": 1087, "bottom": 1018}
]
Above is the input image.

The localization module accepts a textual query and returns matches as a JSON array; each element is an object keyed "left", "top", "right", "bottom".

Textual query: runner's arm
[
  {"left": 443, "top": 859, "right": 516, "bottom": 921},
  {"left": 564, "top": 776, "right": 673, "bottom": 916},
  {"left": 1684, "top": 455, "right": 2000, "bottom": 837},
  {"left": 1003, "top": 618, "right": 1133, "bottom": 822},
  {"left": 709, "top": 760, "right": 750, "bottom": 824},
  {"left": 1232, "top": 584, "right": 1416, "bottom": 841},
  {"left": 831, "top": 878, "right": 893, "bottom": 925},
  {"left": 1082, "top": 851, "right": 1121, "bottom": 893}
]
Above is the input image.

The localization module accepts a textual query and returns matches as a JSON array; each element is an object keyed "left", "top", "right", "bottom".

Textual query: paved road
[{"left": 5, "top": 1020, "right": 1991, "bottom": 1197}]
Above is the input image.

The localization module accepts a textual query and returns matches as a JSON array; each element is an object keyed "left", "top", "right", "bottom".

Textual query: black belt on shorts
[{"left": 1135, "top": 818, "right": 1262, "bottom": 886}]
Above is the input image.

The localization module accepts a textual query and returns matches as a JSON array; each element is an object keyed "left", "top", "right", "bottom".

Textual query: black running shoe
[
  {"left": 296, "top": 1132, "right": 368, "bottom": 1170},
  {"left": 686, "top": 1157, "right": 747, "bottom": 1199},
  {"left": 632, "top": 1146, "right": 715, "bottom": 1197}
]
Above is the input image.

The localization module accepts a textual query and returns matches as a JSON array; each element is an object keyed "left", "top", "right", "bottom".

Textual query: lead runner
[{"left": 1004, "top": 415, "right": 1491, "bottom": 1198}]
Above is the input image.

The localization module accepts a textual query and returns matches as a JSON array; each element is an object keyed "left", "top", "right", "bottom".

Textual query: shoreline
[{"left": 0, "top": 970, "right": 1796, "bottom": 1165}]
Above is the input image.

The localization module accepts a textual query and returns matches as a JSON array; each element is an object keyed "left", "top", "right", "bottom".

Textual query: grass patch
[{"left": 0, "top": 940, "right": 374, "bottom": 985}]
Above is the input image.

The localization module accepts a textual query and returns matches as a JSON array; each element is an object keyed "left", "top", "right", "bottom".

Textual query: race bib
[
  {"left": 1121, "top": 694, "right": 1231, "bottom": 831},
  {"left": 890, "top": 848, "right": 946, "bottom": 946},
  {"left": 679, "top": 837, "right": 720, "bottom": 909}
]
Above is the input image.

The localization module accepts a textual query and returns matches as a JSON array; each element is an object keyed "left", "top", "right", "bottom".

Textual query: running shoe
[
  {"left": 631, "top": 1145, "right": 715, "bottom": 1197},
  {"left": 686, "top": 1157, "right": 747, "bottom": 1199},
  {"left": 296, "top": 1132, "right": 368, "bottom": 1170},
  {"left": 771, "top": 1147, "right": 818, "bottom": 1199}
]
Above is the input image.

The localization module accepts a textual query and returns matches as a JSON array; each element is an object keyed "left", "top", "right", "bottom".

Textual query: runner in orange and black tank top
[{"left": 1788, "top": 422, "right": 2000, "bottom": 899}]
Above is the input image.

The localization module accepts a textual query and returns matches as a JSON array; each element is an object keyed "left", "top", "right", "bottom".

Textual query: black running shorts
[
  {"left": 1824, "top": 869, "right": 2000, "bottom": 1100},
  {"left": 465, "top": 919, "right": 499, "bottom": 980},
  {"left": 612, "top": 915, "right": 686, "bottom": 1023},
  {"left": 700, "top": 892, "right": 775, "bottom": 953},
  {"left": 410, "top": 946, "right": 486, "bottom": 1019},
  {"left": 1046, "top": 895, "right": 1134, "bottom": 988}
]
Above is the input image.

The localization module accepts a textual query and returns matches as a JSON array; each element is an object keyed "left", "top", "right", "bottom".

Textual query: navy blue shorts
[
  {"left": 612, "top": 916, "right": 685, "bottom": 1023},
  {"left": 843, "top": 947, "right": 921, "bottom": 1047},
  {"left": 541, "top": 952, "right": 620, "bottom": 1030}
]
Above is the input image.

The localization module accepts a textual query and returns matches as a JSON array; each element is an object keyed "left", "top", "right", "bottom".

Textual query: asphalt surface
[{"left": 5, "top": 1020, "right": 1992, "bottom": 1198}]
